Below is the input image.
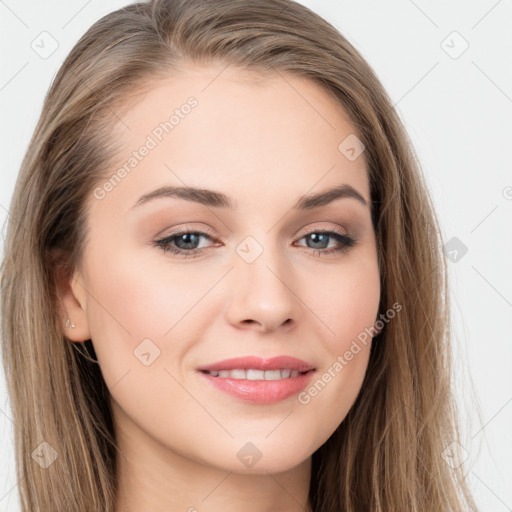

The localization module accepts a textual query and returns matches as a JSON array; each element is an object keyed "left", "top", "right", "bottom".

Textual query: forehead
[{"left": 90, "top": 63, "right": 369, "bottom": 215}]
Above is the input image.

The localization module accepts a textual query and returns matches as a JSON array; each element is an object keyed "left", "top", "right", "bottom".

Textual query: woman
[{"left": 0, "top": 0, "right": 479, "bottom": 510}]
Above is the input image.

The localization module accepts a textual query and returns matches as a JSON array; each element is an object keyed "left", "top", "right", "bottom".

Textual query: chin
[{"left": 209, "top": 436, "right": 316, "bottom": 475}]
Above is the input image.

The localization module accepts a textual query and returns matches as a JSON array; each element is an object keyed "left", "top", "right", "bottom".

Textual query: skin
[{"left": 56, "top": 62, "right": 381, "bottom": 512}]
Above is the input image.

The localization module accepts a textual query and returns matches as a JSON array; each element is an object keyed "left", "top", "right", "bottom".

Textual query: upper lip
[{"left": 197, "top": 356, "right": 315, "bottom": 373}]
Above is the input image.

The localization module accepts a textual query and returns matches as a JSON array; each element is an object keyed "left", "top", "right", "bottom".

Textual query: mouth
[{"left": 196, "top": 356, "right": 316, "bottom": 404}]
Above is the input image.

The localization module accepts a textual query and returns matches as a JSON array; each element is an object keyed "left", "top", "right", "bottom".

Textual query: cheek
[
  {"left": 82, "top": 243, "right": 228, "bottom": 390},
  {"left": 301, "top": 256, "right": 379, "bottom": 397},
  {"left": 85, "top": 243, "right": 212, "bottom": 337},
  {"left": 308, "top": 256, "right": 381, "bottom": 350}
]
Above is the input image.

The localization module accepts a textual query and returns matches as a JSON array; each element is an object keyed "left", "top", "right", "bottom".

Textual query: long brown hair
[{"left": 1, "top": 0, "right": 479, "bottom": 510}]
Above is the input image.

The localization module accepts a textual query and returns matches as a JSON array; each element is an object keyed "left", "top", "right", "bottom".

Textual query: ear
[{"left": 52, "top": 252, "right": 91, "bottom": 343}]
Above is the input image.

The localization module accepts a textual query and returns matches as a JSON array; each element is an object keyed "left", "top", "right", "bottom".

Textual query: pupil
[
  {"left": 309, "top": 233, "right": 328, "bottom": 249},
  {"left": 176, "top": 233, "right": 199, "bottom": 249}
]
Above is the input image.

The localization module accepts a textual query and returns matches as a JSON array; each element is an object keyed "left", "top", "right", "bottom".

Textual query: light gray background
[{"left": 1, "top": 1, "right": 511, "bottom": 511}]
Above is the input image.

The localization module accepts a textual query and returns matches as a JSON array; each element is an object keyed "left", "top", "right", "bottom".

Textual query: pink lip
[
  {"left": 196, "top": 356, "right": 316, "bottom": 404},
  {"left": 197, "top": 355, "right": 315, "bottom": 372}
]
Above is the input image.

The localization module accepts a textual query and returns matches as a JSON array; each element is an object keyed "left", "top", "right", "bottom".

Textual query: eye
[
  {"left": 153, "top": 227, "right": 218, "bottom": 258},
  {"left": 294, "top": 229, "right": 357, "bottom": 257},
  {"left": 153, "top": 227, "right": 357, "bottom": 258}
]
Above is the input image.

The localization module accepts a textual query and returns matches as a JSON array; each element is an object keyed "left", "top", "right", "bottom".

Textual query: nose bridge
[
  {"left": 235, "top": 233, "right": 288, "bottom": 295},
  {"left": 225, "top": 232, "right": 300, "bottom": 331}
]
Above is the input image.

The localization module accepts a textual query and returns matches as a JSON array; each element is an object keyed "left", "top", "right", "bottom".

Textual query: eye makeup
[{"left": 152, "top": 225, "right": 358, "bottom": 259}]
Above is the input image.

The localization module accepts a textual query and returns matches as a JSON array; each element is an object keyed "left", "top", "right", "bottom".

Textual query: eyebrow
[{"left": 130, "top": 183, "right": 368, "bottom": 211}]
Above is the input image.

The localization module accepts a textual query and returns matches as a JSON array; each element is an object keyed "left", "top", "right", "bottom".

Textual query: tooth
[
  {"left": 246, "top": 369, "right": 265, "bottom": 380},
  {"left": 206, "top": 368, "right": 305, "bottom": 379}
]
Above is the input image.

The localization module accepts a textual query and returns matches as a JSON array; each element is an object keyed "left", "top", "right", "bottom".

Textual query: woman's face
[{"left": 64, "top": 63, "right": 380, "bottom": 475}]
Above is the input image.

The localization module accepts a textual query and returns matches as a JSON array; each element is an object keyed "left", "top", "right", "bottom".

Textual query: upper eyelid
[{"left": 159, "top": 225, "right": 349, "bottom": 238}]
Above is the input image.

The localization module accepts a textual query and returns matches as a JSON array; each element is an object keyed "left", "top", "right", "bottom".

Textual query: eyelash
[{"left": 153, "top": 226, "right": 357, "bottom": 259}]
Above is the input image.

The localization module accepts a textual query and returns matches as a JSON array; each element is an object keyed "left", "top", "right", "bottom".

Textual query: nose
[{"left": 224, "top": 249, "right": 301, "bottom": 334}]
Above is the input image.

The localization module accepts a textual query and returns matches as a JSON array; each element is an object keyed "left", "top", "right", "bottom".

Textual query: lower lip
[{"left": 197, "top": 370, "right": 315, "bottom": 404}]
